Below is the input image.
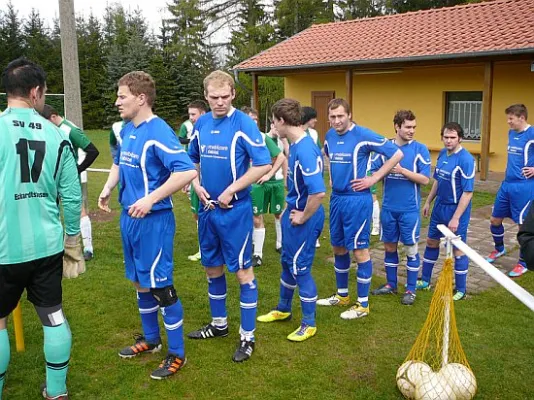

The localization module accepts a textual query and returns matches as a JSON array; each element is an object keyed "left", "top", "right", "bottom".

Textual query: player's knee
[
  {"left": 405, "top": 243, "right": 419, "bottom": 257},
  {"left": 150, "top": 285, "right": 178, "bottom": 307},
  {"left": 384, "top": 242, "right": 398, "bottom": 253},
  {"left": 426, "top": 238, "right": 439, "bottom": 248},
  {"left": 453, "top": 248, "right": 465, "bottom": 257},
  {"left": 236, "top": 268, "right": 254, "bottom": 285},
  {"left": 490, "top": 216, "right": 502, "bottom": 226},
  {"left": 205, "top": 266, "right": 224, "bottom": 279},
  {"left": 35, "top": 304, "right": 67, "bottom": 327},
  {"left": 353, "top": 249, "right": 370, "bottom": 263},
  {"left": 332, "top": 246, "right": 349, "bottom": 256},
  {"left": 253, "top": 215, "right": 264, "bottom": 228}
]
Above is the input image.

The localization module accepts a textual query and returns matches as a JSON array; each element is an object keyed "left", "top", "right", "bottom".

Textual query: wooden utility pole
[{"left": 58, "top": 0, "right": 83, "bottom": 129}]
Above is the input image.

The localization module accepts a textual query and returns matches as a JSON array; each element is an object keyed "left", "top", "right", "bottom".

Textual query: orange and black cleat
[
  {"left": 150, "top": 354, "right": 187, "bottom": 380},
  {"left": 118, "top": 334, "right": 162, "bottom": 359}
]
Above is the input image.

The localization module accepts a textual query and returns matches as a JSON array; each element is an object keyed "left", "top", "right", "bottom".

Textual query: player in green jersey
[
  {"left": 178, "top": 101, "right": 208, "bottom": 261},
  {"left": 0, "top": 58, "right": 82, "bottom": 400},
  {"left": 242, "top": 107, "right": 287, "bottom": 267},
  {"left": 41, "top": 105, "right": 100, "bottom": 261}
]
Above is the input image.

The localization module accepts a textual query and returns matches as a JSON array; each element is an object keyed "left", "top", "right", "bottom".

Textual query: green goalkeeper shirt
[
  {"left": 0, "top": 107, "right": 82, "bottom": 264},
  {"left": 58, "top": 118, "right": 92, "bottom": 162}
]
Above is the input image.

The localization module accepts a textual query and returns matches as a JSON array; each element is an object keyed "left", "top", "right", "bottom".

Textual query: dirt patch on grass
[
  {"left": 471, "top": 204, "right": 493, "bottom": 219},
  {"left": 89, "top": 209, "right": 117, "bottom": 223}
]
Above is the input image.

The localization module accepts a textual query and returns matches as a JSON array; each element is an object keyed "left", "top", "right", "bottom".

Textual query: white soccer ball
[
  {"left": 415, "top": 370, "right": 457, "bottom": 400},
  {"left": 396, "top": 361, "right": 432, "bottom": 399},
  {"left": 439, "top": 363, "right": 477, "bottom": 400}
]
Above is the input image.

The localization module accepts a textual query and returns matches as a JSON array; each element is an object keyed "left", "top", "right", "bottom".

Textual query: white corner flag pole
[{"left": 437, "top": 224, "right": 534, "bottom": 312}]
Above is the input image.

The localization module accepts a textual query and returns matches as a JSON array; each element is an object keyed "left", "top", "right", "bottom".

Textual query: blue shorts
[
  {"left": 380, "top": 209, "right": 420, "bottom": 245},
  {"left": 198, "top": 199, "right": 253, "bottom": 272},
  {"left": 492, "top": 181, "right": 534, "bottom": 224},
  {"left": 120, "top": 209, "right": 175, "bottom": 289},
  {"left": 329, "top": 194, "right": 372, "bottom": 250},
  {"left": 427, "top": 201, "right": 471, "bottom": 242},
  {"left": 281, "top": 206, "right": 325, "bottom": 276}
]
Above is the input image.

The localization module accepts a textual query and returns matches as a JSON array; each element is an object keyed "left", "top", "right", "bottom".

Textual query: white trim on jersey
[
  {"left": 299, "top": 155, "right": 323, "bottom": 176},
  {"left": 140, "top": 140, "right": 186, "bottom": 197},
  {"left": 524, "top": 139, "right": 534, "bottom": 167},
  {"left": 238, "top": 231, "right": 250, "bottom": 269},
  {"left": 353, "top": 138, "right": 388, "bottom": 180},
  {"left": 293, "top": 160, "right": 302, "bottom": 208},
  {"left": 150, "top": 248, "right": 163, "bottom": 288},
  {"left": 451, "top": 160, "right": 476, "bottom": 203},
  {"left": 230, "top": 130, "right": 266, "bottom": 200}
]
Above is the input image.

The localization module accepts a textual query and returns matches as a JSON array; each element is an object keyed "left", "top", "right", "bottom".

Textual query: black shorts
[{"left": 0, "top": 252, "right": 64, "bottom": 318}]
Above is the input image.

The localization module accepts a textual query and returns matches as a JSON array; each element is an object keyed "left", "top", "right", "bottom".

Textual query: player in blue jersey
[
  {"left": 317, "top": 98, "right": 403, "bottom": 319},
  {"left": 417, "top": 122, "right": 475, "bottom": 301},
  {"left": 98, "top": 71, "right": 197, "bottom": 379},
  {"left": 486, "top": 104, "right": 534, "bottom": 277},
  {"left": 369, "top": 110, "right": 431, "bottom": 305},
  {"left": 186, "top": 71, "right": 271, "bottom": 362},
  {"left": 256, "top": 99, "right": 326, "bottom": 342},
  {"left": 0, "top": 58, "right": 82, "bottom": 400}
]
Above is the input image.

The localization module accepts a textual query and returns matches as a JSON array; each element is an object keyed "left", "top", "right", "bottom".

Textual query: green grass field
[{"left": 4, "top": 130, "right": 534, "bottom": 399}]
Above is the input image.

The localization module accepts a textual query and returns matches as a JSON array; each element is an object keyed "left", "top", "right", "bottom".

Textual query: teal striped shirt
[{"left": 0, "top": 107, "right": 81, "bottom": 264}]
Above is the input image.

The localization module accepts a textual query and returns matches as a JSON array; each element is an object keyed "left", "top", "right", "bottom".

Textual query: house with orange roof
[{"left": 233, "top": 0, "right": 534, "bottom": 178}]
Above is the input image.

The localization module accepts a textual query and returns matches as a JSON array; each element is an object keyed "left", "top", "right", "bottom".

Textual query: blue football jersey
[
  {"left": 324, "top": 124, "right": 398, "bottom": 195},
  {"left": 188, "top": 108, "right": 271, "bottom": 202},
  {"left": 505, "top": 125, "right": 534, "bottom": 182},
  {"left": 114, "top": 117, "right": 195, "bottom": 211},
  {"left": 434, "top": 147, "right": 475, "bottom": 205},
  {"left": 372, "top": 140, "right": 431, "bottom": 212},
  {"left": 286, "top": 134, "right": 326, "bottom": 210}
]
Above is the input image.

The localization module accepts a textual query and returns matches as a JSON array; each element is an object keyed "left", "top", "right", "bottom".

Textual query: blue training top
[
  {"left": 114, "top": 116, "right": 195, "bottom": 211},
  {"left": 505, "top": 125, "right": 534, "bottom": 183},
  {"left": 188, "top": 108, "right": 271, "bottom": 202},
  {"left": 371, "top": 139, "right": 431, "bottom": 212},
  {"left": 324, "top": 124, "right": 398, "bottom": 195},
  {"left": 434, "top": 147, "right": 475, "bottom": 205},
  {"left": 286, "top": 134, "right": 326, "bottom": 210}
]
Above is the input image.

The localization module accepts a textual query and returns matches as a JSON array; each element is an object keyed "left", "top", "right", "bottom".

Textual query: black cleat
[
  {"left": 118, "top": 334, "right": 162, "bottom": 358},
  {"left": 187, "top": 323, "right": 229, "bottom": 339},
  {"left": 251, "top": 255, "right": 263, "bottom": 268},
  {"left": 275, "top": 247, "right": 282, "bottom": 254},
  {"left": 232, "top": 340, "right": 255, "bottom": 362},
  {"left": 401, "top": 291, "right": 416, "bottom": 306},
  {"left": 150, "top": 354, "right": 186, "bottom": 380}
]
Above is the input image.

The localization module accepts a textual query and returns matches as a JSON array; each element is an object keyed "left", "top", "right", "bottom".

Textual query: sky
[{"left": 9, "top": 0, "right": 171, "bottom": 33}]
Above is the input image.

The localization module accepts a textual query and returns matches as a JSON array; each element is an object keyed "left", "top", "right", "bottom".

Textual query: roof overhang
[{"left": 233, "top": 47, "right": 534, "bottom": 76}]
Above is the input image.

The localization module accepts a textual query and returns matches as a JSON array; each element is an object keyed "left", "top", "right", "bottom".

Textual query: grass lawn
[{"left": 4, "top": 130, "right": 534, "bottom": 399}]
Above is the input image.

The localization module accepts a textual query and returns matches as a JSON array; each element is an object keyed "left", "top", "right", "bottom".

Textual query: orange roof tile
[{"left": 234, "top": 0, "right": 534, "bottom": 72}]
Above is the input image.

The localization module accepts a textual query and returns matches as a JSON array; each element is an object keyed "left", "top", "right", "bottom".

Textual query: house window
[{"left": 445, "top": 92, "right": 483, "bottom": 141}]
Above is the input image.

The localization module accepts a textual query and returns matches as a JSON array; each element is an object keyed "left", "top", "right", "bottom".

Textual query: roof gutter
[{"left": 232, "top": 47, "right": 534, "bottom": 73}]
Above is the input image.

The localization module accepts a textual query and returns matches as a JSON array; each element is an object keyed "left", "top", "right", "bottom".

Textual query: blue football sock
[
  {"left": 161, "top": 299, "right": 185, "bottom": 358},
  {"left": 454, "top": 255, "right": 469, "bottom": 293},
  {"left": 421, "top": 246, "right": 440, "bottom": 283},
  {"left": 137, "top": 291, "right": 160, "bottom": 343},
  {"left": 334, "top": 253, "right": 351, "bottom": 297},
  {"left": 384, "top": 251, "right": 399, "bottom": 289},
  {"left": 406, "top": 253, "right": 420, "bottom": 293},
  {"left": 208, "top": 274, "right": 228, "bottom": 328},
  {"left": 0, "top": 329, "right": 9, "bottom": 399},
  {"left": 518, "top": 250, "right": 527, "bottom": 268},
  {"left": 357, "top": 259, "right": 373, "bottom": 308},
  {"left": 43, "top": 322, "right": 71, "bottom": 398},
  {"left": 490, "top": 224, "right": 505, "bottom": 252},
  {"left": 240, "top": 279, "right": 258, "bottom": 342},
  {"left": 296, "top": 273, "right": 318, "bottom": 327},
  {"left": 278, "top": 266, "right": 296, "bottom": 312}
]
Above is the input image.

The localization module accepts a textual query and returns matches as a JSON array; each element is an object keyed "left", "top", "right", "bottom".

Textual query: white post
[{"left": 437, "top": 224, "right": 534, "bottom": 312}]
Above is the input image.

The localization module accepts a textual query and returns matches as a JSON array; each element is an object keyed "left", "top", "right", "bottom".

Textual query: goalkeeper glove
[{"left": 63, "top": 233, "right": 86, "bottom": 278}]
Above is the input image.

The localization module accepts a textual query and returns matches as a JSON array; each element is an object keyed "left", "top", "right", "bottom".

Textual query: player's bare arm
[
  {"left": 289, "top": 192, "right": 325, "bottom": 226},
  {"left": 98, "top": 164, "right": 120, "bottom": 212},
  {"left": 423, "top": 180, "right": 439, "bottom": 217},
  {"left": 351, "top": 149, "right": 403, "bottom": 191},
  {"left": 257, "top": 151, "right": 286, "bottom": 184},
  {"left": 218, "top": 164, "right": 271, "bottom": 207},
  {"left": 449, "top": 191, "right": 473, "bottom": 232}
]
